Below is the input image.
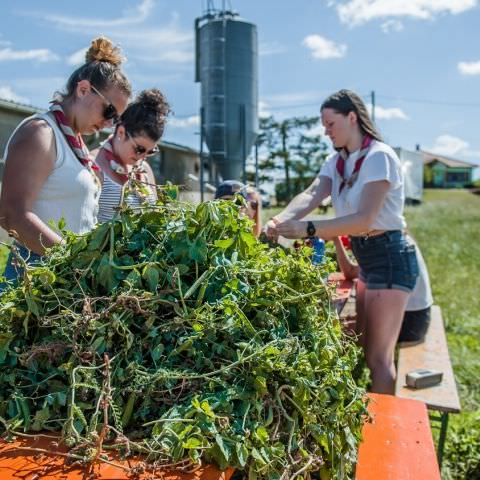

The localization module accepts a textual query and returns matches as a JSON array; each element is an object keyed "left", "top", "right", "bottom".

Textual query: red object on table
[
  {"left": 0, "top": 435, "right": 234, "bottom": 480},
  {"left": 329, "top": 271, "right": 353, "bottom": 303},
  {"left": 356, "top": 393, "right": 441, "bottom": 480},
  {"left": 340, "top": 235, "right": 351, "bottom": 249}
]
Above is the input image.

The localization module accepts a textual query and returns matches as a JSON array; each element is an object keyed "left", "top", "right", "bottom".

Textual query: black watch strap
[{"left": 306, "top": 221, "right": 316, "bottom": 237}]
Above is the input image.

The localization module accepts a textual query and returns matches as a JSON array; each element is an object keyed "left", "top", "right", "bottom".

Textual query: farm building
[{"left": 422, "top": 150, "right": 477, "bottom": 188}]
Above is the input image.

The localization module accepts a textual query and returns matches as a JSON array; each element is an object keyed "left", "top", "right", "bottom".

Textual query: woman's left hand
[{"left": 275, "top": 220, "right": 308, "bottom": 239}]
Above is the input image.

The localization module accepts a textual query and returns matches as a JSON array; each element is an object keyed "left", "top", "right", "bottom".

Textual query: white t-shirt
[
  {"left": 406, "top": 239, "right": 433, "bottom": 311},
  {"left": 319, "top": 140, "right": 406, "bottom": 231}
]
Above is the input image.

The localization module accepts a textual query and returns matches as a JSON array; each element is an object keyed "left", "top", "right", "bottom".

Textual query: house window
[{"left": 446, "top": 171, "right": 469, "bottom": 184}]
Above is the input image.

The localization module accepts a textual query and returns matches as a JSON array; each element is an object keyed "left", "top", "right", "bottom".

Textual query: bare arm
[
  {"left": 274, "top": 175, "right": 332, "bottom": 222},
  {"left": 0, "top": 120, "right": 62, "bottom": 254},
  {"left": 333, "top": 237, "right": 359, "bottom": 280},
  {"left": 275, "top": 180, "right": 390, "bottom": 239}
]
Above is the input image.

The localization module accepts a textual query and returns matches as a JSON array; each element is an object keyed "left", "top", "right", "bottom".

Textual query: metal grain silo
[{"left": 195, "top": 10, "right": 258, "bottom": 182}]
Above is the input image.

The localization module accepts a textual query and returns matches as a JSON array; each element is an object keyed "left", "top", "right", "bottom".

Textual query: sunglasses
[
  {"left": 126, "top": 131, "right": 159, "bottom": 157},
  {"left": 90, "top": 84, "right": 119, "bottom": 123}
]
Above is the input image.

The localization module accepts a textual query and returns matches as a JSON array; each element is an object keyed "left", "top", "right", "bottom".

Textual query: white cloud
[
  {"left": 67, "top": 48, "right": 87, "bottom": 66},
  {"left": 43, "top": 0, "right": 154, "bottom": 29},
  {"left": 304, "top": 124, "right": 326, "bottom": 138},
  {"left": 333, "top": 0, "right": 477, "bottom": 26},
  {"left": 368, "top": 105, "right": 409, "bottom": 120},
  {"left": 0, "top": 85, "right": 30, "bottom": 104},
  {"left": 458, "top": 60, "right": 480, "bottom": 76},
  {"left": 30, "top": 1, "right": 193, "bottom": 65},
  {"left": 169, "top": 115, "right": 200, "bottom": 128},
  {"left": 430, "top": 134, "right": 469, "bottom": 156},
  {"left": 0, "top": 47, "right": 59, "bottom": 62},
  {"left": 259, "top": 100, "right": 272, "bottom": 118},
  {"left": 259, "top": 41, "right": 287, "bottom": 56},
  {"left": 381, "top": 19, "right": 404, "bottom": 33},
  {"left": 302, "top": 34, "right": 347, "bottom": 59}
]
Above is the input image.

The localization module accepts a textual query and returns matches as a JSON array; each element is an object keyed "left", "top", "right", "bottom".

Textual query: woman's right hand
[{"left": 265, "top": 217, "right": 280, "bottom": 241}]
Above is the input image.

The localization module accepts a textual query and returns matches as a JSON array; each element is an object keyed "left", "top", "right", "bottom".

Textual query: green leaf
[
  {"left": 235, "top": 442, "right": 249, "bottom": 467},
  {"left": 183, "top": 437, "right": 202, "bottom": 449},
  {"left": 214, "top": 238, "right": 234, "bottom": 250},
  {"left": 143, "top": 264, "right": 160, "bottom": 292},
  {"left": 87, "top": 222, "right": 110, "bottom": 251},
  {"left": 96, "top": 254, "right": 117, "bottom": 291},
  {"left": 254, "top": 426, "right": 269, "bottom": 444},
  {"left": 189, "top": 236, "right": 208, "bottom": 262},
  {"left": 151, "top": 344, "right": 164, "bottom": 362}
]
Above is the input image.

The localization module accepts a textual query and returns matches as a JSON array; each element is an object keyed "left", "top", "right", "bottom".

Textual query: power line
[
  {"left": 172, "top": 91, "right": 480, "bottom": 120},
  {"left": 374, "top": 93, "right": 480, "bottom": 109}
]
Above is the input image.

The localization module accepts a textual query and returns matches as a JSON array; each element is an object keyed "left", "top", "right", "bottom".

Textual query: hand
[
  {"left": 275, "top": 219, "right": 307, "bottom": 239},
  {"left": 265, "top": 217, "right": 280, "bottom": 241}
]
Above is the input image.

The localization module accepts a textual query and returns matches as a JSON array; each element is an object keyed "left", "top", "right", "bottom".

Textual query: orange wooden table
[
  {"left": 356, "top": 393, "right": 441, "bottom": 480},
  {"left": 0, "top": 435, "right": 234, "bottom": 480}
]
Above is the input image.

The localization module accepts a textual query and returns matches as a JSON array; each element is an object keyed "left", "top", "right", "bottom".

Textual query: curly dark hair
[
  {"left": 120, "top": 88, "right": 171, "bottom": 141},
  {"left": 321, "top": 89, "right": 382, "bottom": 142}
]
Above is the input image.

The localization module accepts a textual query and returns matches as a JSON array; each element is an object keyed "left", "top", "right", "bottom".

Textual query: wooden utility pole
[{"left": 371, "top": 90, "right": 376, "bottom": 124}]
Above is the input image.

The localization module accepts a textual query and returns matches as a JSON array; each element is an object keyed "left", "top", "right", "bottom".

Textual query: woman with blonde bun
[
  {"left": 95, "top": 88, "right": 170, "bottom": 222},
  {"left": 0, "top": 37, "right": 131, "bottom": 284}
]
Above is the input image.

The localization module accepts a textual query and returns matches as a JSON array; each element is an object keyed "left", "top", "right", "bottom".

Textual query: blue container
[{"left": 311, "top": 237, "right": 325, "bottom": 265}]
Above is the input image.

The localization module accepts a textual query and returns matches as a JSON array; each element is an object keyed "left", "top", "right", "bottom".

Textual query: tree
[{"left": 256, "top": 115, "right": 329, "bottom": 203}]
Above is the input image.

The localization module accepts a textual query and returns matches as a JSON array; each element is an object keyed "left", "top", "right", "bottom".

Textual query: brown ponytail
[{"left": 321, "top": 89, "right": 382, "bottom": 142}]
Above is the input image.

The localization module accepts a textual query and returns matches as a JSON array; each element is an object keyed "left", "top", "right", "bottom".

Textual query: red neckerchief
[
  {"left": 335, "top": 135, "right": 373, "bottom": 194},
  {"left": 100, "top": 136, "right": 147, "bottom": 184},
  {"left": 49, "top": 102, "right": 100, "bottom": 172},
  {"left": 101, "top": 137, "right": 129, "bottom": 182}
]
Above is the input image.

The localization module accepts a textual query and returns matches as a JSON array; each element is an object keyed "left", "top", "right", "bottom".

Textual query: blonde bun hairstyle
[
  {"left": 58, "top": 36, "right": 131, "bottom": 101},
  {"left": 85, "top": 36, "right": 124, "bottom": 66}
]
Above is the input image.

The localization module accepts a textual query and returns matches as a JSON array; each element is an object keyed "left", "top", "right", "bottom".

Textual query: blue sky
[{"left": 1, "top": 0, "right": 480, "bottom": 178}]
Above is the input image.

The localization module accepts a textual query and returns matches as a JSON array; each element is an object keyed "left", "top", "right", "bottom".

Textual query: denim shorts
[
  {"left": 350, "top": 230, "right": 419, "bottom": 292},
  {"left": 0, "top": 243, "right": 42, "bottom": 292}
]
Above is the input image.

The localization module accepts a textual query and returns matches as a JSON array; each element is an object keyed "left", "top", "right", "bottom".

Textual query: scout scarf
[
  {"left": 49, "top": 102, "right": 100, "bottom": 173},
  {"left": 335, "top": 135, "right": 373, "bottom": 194},
  {"left": 100, "top": 136, "right": 151, "bottom": 201}
]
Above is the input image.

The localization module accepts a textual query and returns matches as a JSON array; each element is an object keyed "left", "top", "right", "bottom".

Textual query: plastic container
[{"left": 310, "top": 237, "right": 325, "bottom": 265}]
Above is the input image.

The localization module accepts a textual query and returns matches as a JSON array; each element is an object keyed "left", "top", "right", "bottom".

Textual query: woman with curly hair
[
  {"left": 0, "top": 37, "right": 131, "bottom": 283},
  {"left": 94, "top": 88, "right": 170, "bottom": 222}
]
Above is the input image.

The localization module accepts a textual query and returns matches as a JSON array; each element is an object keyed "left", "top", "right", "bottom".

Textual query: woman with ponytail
[
  {"left": 0, "top": 37, "right": 131, "bottom": 283},
  {"left": 94, "top": 88, "right": 170, "bottom": 222},
  {"left": 266, "top": 89, "right": 419, "bottom": 394}
]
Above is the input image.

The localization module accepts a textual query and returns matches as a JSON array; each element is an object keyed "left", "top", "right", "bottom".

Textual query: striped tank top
[{"left": 97, "top": 174, "right": 156, "bottom": 223}]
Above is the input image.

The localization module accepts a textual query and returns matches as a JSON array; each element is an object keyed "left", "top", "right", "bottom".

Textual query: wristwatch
[{"left": 306, "top": 221, "right": 316, "bottom": 237}]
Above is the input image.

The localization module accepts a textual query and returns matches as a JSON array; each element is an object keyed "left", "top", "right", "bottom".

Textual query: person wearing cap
[{"left": 215, "top": 180, "right": 262, "bottom": 237}]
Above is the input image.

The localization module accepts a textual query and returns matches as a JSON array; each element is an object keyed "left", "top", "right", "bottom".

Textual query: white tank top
[
  {"left": 4, "top": 112, "right": 99, "bottom": 234},
  {"left": 97, "top": 173, "right": 156, "bottom": 223}
]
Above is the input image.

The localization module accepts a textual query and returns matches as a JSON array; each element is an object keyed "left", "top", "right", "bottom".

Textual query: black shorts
[{"left": 398, "top": 306, "right": 431, "bottom": 343}]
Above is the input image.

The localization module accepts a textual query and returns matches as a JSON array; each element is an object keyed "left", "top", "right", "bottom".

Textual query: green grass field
[
  {"left": 406, "top": 190, "right": 480, "bottom": 479},
  {"left": 1, "top": 190, "right": 479, "bottom": 477}
]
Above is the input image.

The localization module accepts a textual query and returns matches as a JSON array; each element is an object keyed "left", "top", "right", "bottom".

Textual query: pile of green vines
[{"left": 0, "top": 191, "right": 366, "bottom": 480}]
